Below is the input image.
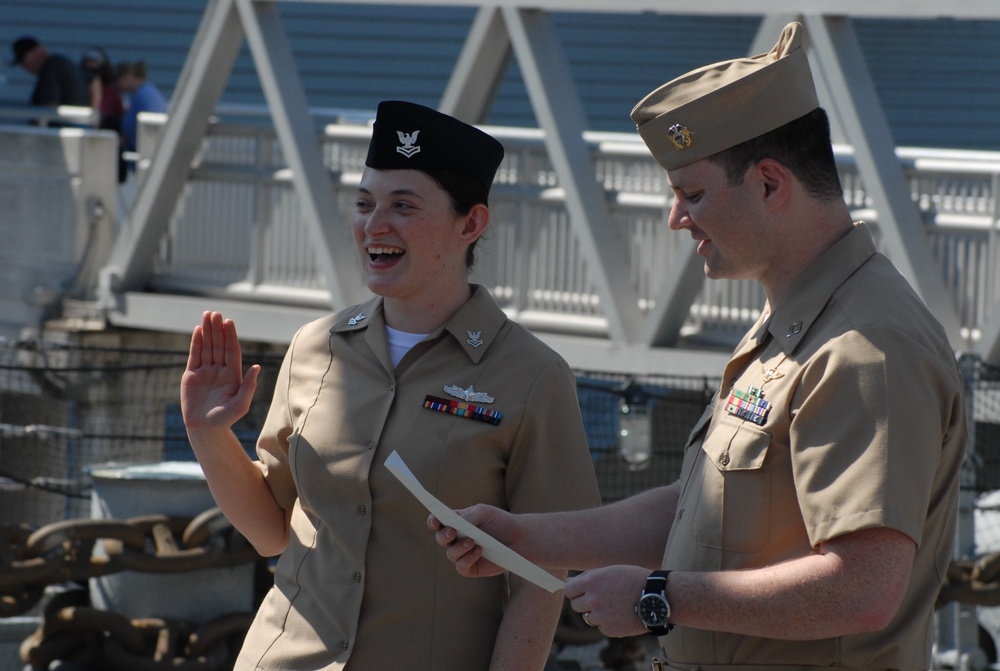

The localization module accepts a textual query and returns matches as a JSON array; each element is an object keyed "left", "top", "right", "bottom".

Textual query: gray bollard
[{"left": 87, "top": 461, "right": 255, "bottom": 622}]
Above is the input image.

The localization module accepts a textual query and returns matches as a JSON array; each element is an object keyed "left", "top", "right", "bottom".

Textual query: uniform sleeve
[
  {"left": 503, "top": 358, "right": 603, "bottom": 515},
  {"left": 255, "top": 328, "right": 302, "bottom": 511},
  {"left": 790, "top": 327, "right": 962, "bottom": 547}
]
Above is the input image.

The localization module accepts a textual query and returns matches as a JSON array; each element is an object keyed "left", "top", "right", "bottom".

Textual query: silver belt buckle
[{"left": 650, "top": 658, "right": 665, "bottom": 671}]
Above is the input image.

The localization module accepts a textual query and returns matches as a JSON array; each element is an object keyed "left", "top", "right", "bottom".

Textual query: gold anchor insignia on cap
[
  {"left": 667, "top": 124, "right": 693, "bottom": 150},
  {"left": 348, "top": 312, "right": 366, "bottom": 326},
  {"left": 443, "top": 384, "right": 495, "bottom": 404},
  {"left": 466, "top": 330, "right": 483, "bottom": 348}
]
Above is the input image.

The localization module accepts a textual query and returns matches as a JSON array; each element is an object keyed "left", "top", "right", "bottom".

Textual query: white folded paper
[{"left": 384, "top": 450, "right": 565, "bottom": 593}]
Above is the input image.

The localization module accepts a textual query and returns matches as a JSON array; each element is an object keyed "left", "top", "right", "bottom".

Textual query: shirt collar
[
  {"left": 439, "top": 284, "right": 508, "bottom": 363},
  {"left": 328, "top": 285, "right": 507, "bottom": 363},
  {"left": 765, "top": 222, "right": 877, "bottom": 355},
  {"left": 330, "top": 294, "right": 384, "bottom": 333}
]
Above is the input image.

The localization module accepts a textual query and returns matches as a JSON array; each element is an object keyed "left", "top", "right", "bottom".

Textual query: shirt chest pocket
[{"left": 690, "top": 418, "right": 771, "bottom": 553}]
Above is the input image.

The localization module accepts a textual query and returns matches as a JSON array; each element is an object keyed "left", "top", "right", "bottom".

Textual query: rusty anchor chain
[
  {"left": 1, "top": 508, "right": 258, "bottom": 617},
  {"left": 20, "top": 588, "right": 254, "bottom": 671}
]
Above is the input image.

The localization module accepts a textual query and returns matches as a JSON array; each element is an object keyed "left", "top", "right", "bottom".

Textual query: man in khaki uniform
[{"left": 433, "top": 22, "right": 966, "bottom": 671}]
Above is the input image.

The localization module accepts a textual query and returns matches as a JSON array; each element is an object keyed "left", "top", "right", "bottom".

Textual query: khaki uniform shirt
[
  {"left": 661, "top": 224, "right": 966, "bottom": 670},
  {"left": 235, "top": 285, "right": 601, "bottom": 670}
]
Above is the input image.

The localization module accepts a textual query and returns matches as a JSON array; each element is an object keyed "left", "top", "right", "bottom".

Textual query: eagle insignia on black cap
[
  {"left": 367, "top": 101, "right": 504, "bottom": 190},
  {"left": 667, "top": 124, "right": 693, "bottom": 151},
  {"left": 395, "top": 130, "right": 421, "bottom": 158}
]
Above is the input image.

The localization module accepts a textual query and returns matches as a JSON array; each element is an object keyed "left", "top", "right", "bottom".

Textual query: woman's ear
[{"left": 460, "top": 203, "right": 490, "bottom": 244}]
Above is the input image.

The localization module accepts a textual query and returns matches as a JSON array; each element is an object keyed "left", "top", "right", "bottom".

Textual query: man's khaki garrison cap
[{"left": 631, "top": 22, "right": 820, "bottom": 171}]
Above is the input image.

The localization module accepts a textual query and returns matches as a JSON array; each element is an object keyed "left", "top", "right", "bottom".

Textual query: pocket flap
[{"left": 702, "top": 417, "right": 769, "bottom": 471}]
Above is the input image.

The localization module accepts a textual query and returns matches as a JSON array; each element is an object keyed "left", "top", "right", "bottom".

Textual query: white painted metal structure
[
  {"left": 98, "top": 0, "right": 999, "bottom": 378},
  {"left": 0, "top": 125, "right": 118, "bottom": 341}
]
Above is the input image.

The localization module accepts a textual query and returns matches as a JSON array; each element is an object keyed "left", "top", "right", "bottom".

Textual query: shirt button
[
  {"left": 353, "top": 572, "right": 362, "bottom": 583},
  {"left": 366, "top": 440, "right": 375, "bottom": 450},
  {"left": 340, "top": 641, "right": 349, "bottom": 651},
  {"left": 389, "top": 384, "right": 395, "bottom": 392},
  {"left": 358, "top": 504, "right": 367, "bottom": 516},
  {"left": 719, "top": 452, "right": 730, "bottom": 467}
]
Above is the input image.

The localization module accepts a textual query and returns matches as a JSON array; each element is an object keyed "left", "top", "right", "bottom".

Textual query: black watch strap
[
  {"left": 645, "top": 570, "right": 671, "bottom": 591},
  {"left": 643, "top": 570, "right": 673, "bottom": 636}
]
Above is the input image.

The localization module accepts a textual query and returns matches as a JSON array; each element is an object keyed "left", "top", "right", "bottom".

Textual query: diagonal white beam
[
  {"left": 803, "top": 15, "right": 965, "bottom": 350},
  {"left": 236, "top": 0, "right": 367, "bottom": 309},
  {"left": 643, "top": 241, "right": 708, "bottom": 347},
  {"left": 99, "top": 0, "right": 246, "bottom": 305},
  {"left": 439, "top": 6, "right": 511, "bottom": 123},
  {"left": 760, "top": 14, "right": 852, "bottom": 147},
  {"left": 501, "top": 6, "right": 642, "bottom": 344},
  {"left": 975, "top": 213, "right": 1000, "bottom": 361},
  {"left": 978, "top": 308, "right": 1000, "bottom": 364}
]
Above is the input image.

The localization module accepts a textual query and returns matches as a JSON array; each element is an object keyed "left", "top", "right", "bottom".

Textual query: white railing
[{"left": 135, "top": 112, "right": 1000, "bottom": 344}]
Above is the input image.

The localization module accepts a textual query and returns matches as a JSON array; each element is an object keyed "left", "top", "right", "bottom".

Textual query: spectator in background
[
  {"left": 81, "top": 46, "right": 124, "bottom": 132},
  {"left": 116, "top": 60, "right": 167, "bottom": 153},
  {"left": 82, "top": 46, "right": 126, "bottom": 181},
  {"left": 9, "top": 35, "right": 90, "bottom": 109}
]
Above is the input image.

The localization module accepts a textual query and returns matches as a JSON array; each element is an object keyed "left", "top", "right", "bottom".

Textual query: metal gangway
[
  {"left": 5, "top": 109, "right": 999, "bottom": 372},
  {"left": 107, "top": 110, "right": 1000, "bottom": 369}
]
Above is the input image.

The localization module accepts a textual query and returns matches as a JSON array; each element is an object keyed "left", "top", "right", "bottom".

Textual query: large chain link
[
  {"left": 1, "top": 508, "right": 258, "bottom": 617},
  {"left": 19, "top": 587, "right": 254, "bottom": 670},
  {"left": 938, "top": 551, "right": 1000, "bottom": 609}
]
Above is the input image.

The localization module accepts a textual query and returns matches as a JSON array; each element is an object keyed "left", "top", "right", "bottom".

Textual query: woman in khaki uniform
[{"left": 180, "top": 100, "right": 602, "bottom": 670}]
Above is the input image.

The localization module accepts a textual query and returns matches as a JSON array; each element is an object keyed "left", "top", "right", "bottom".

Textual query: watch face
[{"left": 638, "top": 594, "right": 670, "bottom": 626}]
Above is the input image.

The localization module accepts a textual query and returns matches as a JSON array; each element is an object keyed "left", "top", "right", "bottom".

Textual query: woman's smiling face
[{"left": 353, "top": 167, "right": 473, "bottom": 304}]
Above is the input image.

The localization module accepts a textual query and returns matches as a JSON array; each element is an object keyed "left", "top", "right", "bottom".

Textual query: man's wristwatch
[{"left": 635, "top": 570, "right": 674, "bottom": 636}]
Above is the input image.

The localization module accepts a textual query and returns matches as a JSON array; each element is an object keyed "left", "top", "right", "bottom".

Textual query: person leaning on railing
[
  {"left": 431, "top": 22, "right": 966, "bottom": 671},
  {"left": 8, "top": 35, "right": 90, "bottom": 127},
  {"left": 116, "top": 59, "right": 167, "bottom": 154}
]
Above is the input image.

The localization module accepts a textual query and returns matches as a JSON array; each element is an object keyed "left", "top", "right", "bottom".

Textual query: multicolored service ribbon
[
  {"left": 725, "top": 386, "right": 771, "bottom": 426},
  {"left": 423, "top": 394, "right": 502, "bottom": 425}
]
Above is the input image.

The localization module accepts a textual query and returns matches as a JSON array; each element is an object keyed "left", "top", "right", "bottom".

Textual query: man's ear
[
  {"left": 460, "top": 203, "right": 490, "bottom": 244},
  {"left": 756, "top": 159, "right": 791, "bottom": 209}
]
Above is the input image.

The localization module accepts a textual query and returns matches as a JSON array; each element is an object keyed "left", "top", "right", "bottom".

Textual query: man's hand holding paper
[{"left": 385, "top": 450, "right": 564, "bottom": 593}]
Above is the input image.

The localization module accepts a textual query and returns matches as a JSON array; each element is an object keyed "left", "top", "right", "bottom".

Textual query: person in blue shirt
[{"left": 116, "top": 60, "right": 167, "bottom": 152}]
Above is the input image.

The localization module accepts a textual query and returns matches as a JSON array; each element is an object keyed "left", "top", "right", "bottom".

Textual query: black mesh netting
[
  {"left": 0, "top": 338, "right": 286, "bottom": 527},
  {"left": 575, "top": 372, "right": 718, "bottom": 503},
  {"left": 0, "top": 337, "right": 725, "bottom": 527},
  {"left": 969, "top": 359, "right": 1000, "bottom": 494},
  {"left": 5, "top": 338, "right": 990, "bottom": 529}
]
